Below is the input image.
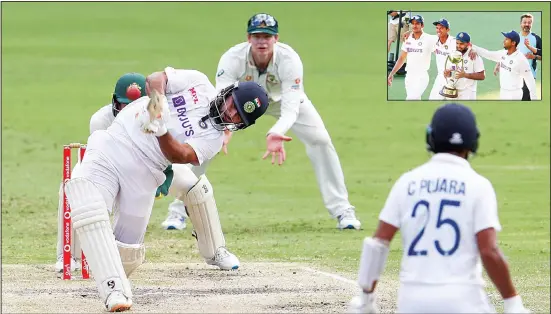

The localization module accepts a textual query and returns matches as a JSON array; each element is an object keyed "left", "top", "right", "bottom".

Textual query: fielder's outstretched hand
[{"left": 262, "top": 133, "right": 293, "bottom": 165}]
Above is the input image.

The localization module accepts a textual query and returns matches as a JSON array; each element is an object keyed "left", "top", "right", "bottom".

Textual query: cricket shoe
[
  {"left": 55, "top": 254, "right": 81, "bottom": 274},
  {"left": 161, "top": 212, "right": 187, "bottom": 230},
  {"left": 336, "top": 208, "right": 361, "bottom": 230},
  {"left": 205, "top": 247, "right": 240, "bottom": 270},
  {"left": 105, "top": 291, "right": 132, "bottom": 312}
]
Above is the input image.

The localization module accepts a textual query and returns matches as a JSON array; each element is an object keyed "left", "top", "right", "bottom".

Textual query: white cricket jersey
[
  {"left": 402, "top": 32, "right": 439, "bottom": 73},
  {"left": 215, "top": 42, "right": 307, "bottom": 136},
  {"left": 89, "top": 104, "right": 115, "bottom": 134},
  {"left": 379, "top": 153, "right": 501, "bottom": 286},
  {"left": 433, "top": 35, "right": 457, "bottom": 75},
  {"left": 109, "top": 67, "right": 223, "bottom": 171},
  {"left": 455, "top": 48, "right": 485, "bottom": 91},
  {"left": 472, "top": 45, "right": 536, "bottom": 98}
]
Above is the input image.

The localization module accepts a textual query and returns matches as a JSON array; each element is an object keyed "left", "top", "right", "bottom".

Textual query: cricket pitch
[{"left": 2, "top": 262, "right": 374, "bottom": 313}]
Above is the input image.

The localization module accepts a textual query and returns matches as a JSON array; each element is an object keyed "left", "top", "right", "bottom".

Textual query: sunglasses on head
[{"left": 249, "top": 14, "right": 277, "bottom": 27}]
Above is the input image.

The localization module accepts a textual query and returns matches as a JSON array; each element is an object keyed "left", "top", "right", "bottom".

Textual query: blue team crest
[{"left": 199, "top": 120, "right": 208, "bottom": 129}]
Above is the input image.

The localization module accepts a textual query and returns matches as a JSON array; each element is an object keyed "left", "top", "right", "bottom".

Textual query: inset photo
[{"left": 387, "top": 11, "right": 542, "bottom": 101}]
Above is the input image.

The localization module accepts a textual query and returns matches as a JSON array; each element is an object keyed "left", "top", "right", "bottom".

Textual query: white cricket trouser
[
  {"left": 429, "top": 74, "right": 447, "bottom": 100},
  {"left": 265, "top": 98, "right": 352, "bottom": 218},
  {"left": 405, "top": 71, "right": 429, "bottom": 100},
  {"left": 72, "top": 129, "right": 166, "bottom": 245},
  {"left": 500, "top": 89, "right": 523, "bottom": 100},
  {"left": 455, "top": 87, "right": 477, "bottom": 100},
  {"left": 397, "top": 283, "right": 495, "bottom": 313}
]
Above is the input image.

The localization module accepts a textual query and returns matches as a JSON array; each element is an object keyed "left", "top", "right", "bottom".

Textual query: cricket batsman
[
  {"left": 55, "top": 73, "right": 147, "bottom": 275},
  {"left": 471, "top": 30, "right": 537, "bottom": 100},
  {"left": 213, "top": 13, "right": 360, "bottom": 230},
  {"left": 347, "top": 103, "right": 530, "bottom": 313},
  {"left": 63, "top": 67, "right": 269, "bottom": 311},
  {"left": 388, "top": 15, "right": 440, "bottom": 100}
]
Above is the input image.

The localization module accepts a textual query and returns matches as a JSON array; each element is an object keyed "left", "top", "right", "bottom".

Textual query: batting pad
[
  {"left": 65, "top": 178, "right": 132, "bottom": 301},
  {"left": 57, "top": 182, "right": 81, "bottom": 258},
  {"left": 357, "top": 237, "right": 390, "bottom": 292},
  {"left": 183, "top": 175, "right": 225, "bottom": 260},
  {"left": 116, "top": 240, "right": 145, "bottom": 277}
]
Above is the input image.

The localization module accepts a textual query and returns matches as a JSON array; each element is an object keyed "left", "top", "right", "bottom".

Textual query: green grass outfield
[
  {"left": 2, "top": 2, "right": 550, "bottom": 312},
  {"left": 388, "top": 10, "right": 544, "bottom": 100}
]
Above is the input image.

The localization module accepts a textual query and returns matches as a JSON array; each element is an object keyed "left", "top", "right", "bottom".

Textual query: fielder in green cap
[
  {"left": 112, "top": 72, "right": 147, "bottom": 117},
  {"left": 205, "top": 13, "right": 362, "bottom": 232}
]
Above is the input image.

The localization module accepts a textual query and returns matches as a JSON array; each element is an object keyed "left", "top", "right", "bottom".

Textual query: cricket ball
[{"left": 126, "top": 85, "right": 142, "bottom": 101}]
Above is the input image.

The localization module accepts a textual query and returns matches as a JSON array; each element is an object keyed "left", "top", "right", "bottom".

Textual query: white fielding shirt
[
  {"left": 215, "top": 42, "right": 307, "bottom": 136},
  {"left": 379, "top": 153, "right": 501, "bottom": 286},
  {"left": 402, "top": 32, "right": 439, "bottom": 73},
  {"left": 472, "top": 45, "right": 536, "bottom": 99}
]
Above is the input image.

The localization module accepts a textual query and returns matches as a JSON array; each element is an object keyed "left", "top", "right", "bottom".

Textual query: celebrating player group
[{"left": 388, "top": 14, "right": 539, "bottom": 101}]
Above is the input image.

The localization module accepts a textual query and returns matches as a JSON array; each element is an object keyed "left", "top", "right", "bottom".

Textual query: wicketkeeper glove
[{"left": 155, "top": 165, "right": 174, "bottom": 199}]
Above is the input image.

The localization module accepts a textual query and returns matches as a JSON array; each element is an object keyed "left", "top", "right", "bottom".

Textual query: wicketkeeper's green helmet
[{"left": 112, "top": 72, "right": 147, "bottom": 117}]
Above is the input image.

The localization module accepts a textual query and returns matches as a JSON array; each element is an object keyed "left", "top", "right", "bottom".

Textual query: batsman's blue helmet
[
  {"left": 207, "top": 81, "right": 269, "bottom": 131},
  {"left": 426, "top": 103, "right": 480, "bottom": 154}
]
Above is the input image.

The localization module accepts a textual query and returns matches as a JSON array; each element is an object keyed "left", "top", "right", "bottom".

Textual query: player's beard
[{"left": 523, "top": 26, "right": 531, "bottom": 33}]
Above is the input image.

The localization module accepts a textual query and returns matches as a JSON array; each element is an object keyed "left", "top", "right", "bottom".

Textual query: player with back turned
[{"left": 347, "top": 103, "right": 531, "bottom": 313}]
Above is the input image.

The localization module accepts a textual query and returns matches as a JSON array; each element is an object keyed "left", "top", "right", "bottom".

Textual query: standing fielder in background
[
  {"left": 471, "top": 30, "right": 536, "bottom": 100},
  {"left": 388, "top": 15, "right": 439, "bottom": 100},
  {"left": 63, "top": 67, "right": 268, "bottom": 311},
  {"left": 55, "top": 73, "right": 147, "bottom": 275},
  {"left": 213, "top": 13, "right": 360, "bottom": 230},
  {"left": 348, "top": 103, "right": 530, "bottom": 314},
  {"left": 443, "top": 32, "right": 485, "bottom": 100},
  {"left": 494, "top": 13, "right": 542, "bottom": 100}
]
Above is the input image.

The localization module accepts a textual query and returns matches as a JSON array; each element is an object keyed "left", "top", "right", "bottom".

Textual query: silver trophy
[{"left": 439, "top": 51, "right": 464, "bottom": 99}]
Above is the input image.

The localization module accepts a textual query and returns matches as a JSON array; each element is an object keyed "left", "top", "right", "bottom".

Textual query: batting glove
[{"left": 137, "top": 91, "right": 170, "bottom": 137}]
